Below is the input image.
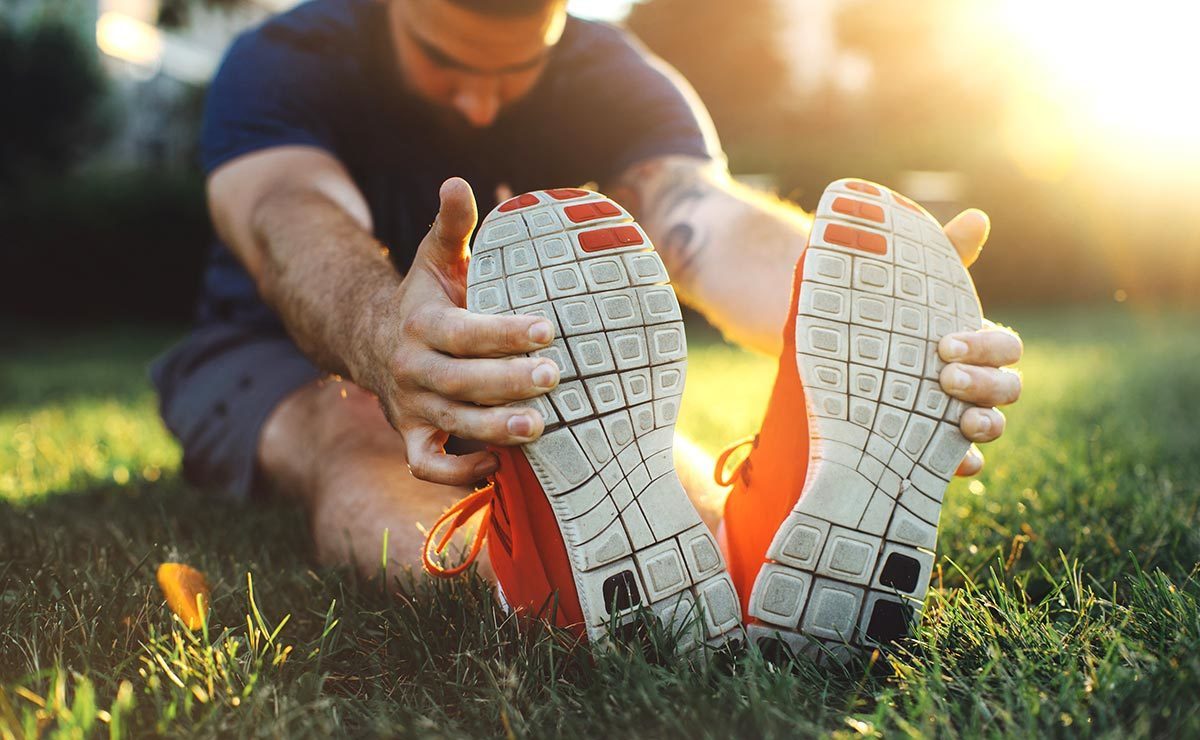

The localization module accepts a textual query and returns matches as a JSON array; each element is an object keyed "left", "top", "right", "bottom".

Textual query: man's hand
[
  {"left": 210, "top": 151, "right": 560, "bottom": 487},
  {"left": 353, "top": 178, "right": 560, "bottom": 486},
  {"left": 938, "top": 209, "right": 1023, "bottom": 476}
]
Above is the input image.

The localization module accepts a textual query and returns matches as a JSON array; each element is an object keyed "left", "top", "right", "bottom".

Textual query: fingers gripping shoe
[
  {"left": 718, "top": 179, "right": 984, "bottom": 661},
  {"left": 424, "top": 188, "right": 743, "bottom": 651}
]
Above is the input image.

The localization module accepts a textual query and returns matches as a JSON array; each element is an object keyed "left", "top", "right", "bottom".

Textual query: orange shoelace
[
  {"left": 422, "top": 482, "right": 497, "bottom": 578},
  {"left": 713, "top": 434, "right": 758, "bottom": 487}
]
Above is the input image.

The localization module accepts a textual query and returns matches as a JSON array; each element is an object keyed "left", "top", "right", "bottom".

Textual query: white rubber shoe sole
[
  {"left": 467, "top": 189, "right": 743, "bottom": 650},
  {"left": 746, "top": 179, "right": 983, "bottom": 660}
]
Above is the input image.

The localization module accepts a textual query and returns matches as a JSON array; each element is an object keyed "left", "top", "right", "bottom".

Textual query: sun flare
[{"left": 996, "top": 0, "right": 1200, "bottom": 157}]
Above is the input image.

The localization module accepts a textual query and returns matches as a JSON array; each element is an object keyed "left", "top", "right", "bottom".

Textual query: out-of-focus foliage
[
  {"left": 834, "top": 0, "right": 999, "bottom": 166},
  {"left": 0, "top": 13, "right": 209, "bottom": 321},
  {"left": 626, "top": 0, "right": 792, "bottom": 147},
  {"left": 0, "top": 171, "right": 209, "bottom": 321},
  {"left": 157, "top": 0, "right": 246, "bottom": 29},
  {"left": 628, "top": 0, "right": 1200, "bottom": 308},
  {"left": 0, "top": 18, "right": 111, "bottom": 186}
]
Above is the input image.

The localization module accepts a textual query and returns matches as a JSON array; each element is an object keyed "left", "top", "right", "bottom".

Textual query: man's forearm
[
  {"left": 250, "top": 188, "right": 399, "bottom": 383},
  {"left": 618, "top": 157, "right": 812, "bottom": 356}
]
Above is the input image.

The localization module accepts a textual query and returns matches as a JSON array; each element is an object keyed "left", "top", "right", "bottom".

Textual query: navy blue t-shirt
[{"left": 196, "top": 0, "right": 721, "bottom": 329}]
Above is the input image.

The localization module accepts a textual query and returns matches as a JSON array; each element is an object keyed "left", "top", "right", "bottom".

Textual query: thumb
[
  {"left": 943, "top": 208, "right": 990, "bottom": 269},
  {"left": 423, "top": 177, "right": 478, "bottom": 266}
]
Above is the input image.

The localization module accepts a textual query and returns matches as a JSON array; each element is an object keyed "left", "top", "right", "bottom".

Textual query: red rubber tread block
[
  {"left": 824, "top": 223, "right": 887, "bottom": 255},
  {"left": 845, "top": 181, "right": 881, "bottom": 196},
  {"left": 579, "top": 225, "right": 644, "bottom": 252},
  {"left": 498, "top": 193, "right": 540, "bottom": 212},
  {"left": 564, "top": 201, "right": 621, "bottom": 224},
  {"left": 832, "top": 197, "right": 885, "bottom": 223},
  {"left": 546, "top": 188, "right": 590, "bottom": 201}
]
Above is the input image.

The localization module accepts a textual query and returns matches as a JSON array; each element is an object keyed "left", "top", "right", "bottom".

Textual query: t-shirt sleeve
[
  {"left": 563, "top": 23, "right": 725, "bottom": 184},
  {"left": 199, "top": 26, "right": 343, "bottom": 175}
]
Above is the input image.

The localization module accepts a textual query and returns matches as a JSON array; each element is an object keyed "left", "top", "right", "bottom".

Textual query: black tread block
[
  {"left": 879, "top": 552, "right": 921, "bottom": 593},
  {"left": 603, "top": 570, "right": 641, "bottom": 612},
  {"left": 865, "top": 599, "right": 913, "bottom": 644},
  {"left": 757, "top": 636, "right": 794, "bottom": 666}
]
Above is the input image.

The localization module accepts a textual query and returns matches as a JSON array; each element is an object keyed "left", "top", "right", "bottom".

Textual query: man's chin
[
  {"left": 432, "top": 108, "right": 498, "bottom": 140},
  {"left": 398, "top": 84, "right": 502, "bottom": 137}
]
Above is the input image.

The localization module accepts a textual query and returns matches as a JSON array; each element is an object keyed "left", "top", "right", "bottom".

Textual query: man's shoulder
[
  {"left": 548, "top": 17, "right": 684, "bottom": 92},
  {"left": 555, "top": 16, "right": 645, "bottom": 65},
  {"left": 201, "top": 0, "right": 380, "bottom": 175}
]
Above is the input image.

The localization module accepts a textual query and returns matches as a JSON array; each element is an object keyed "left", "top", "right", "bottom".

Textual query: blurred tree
[
  {"left": 833, "top": 0, "right": 1016, "bottom": 169},
  {"left": 626, "top": 0, "right": 791, "bottom": 149},
  {"left": 0, "top": 19, "right": 110, "bottom": 187}
]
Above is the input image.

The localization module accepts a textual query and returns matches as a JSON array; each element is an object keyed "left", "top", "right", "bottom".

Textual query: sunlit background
[{"left": 3, "top": 0, "right": 1199, "bottom": 316}]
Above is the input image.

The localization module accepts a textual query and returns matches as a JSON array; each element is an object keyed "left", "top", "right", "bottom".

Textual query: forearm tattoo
[{"left": 617, "top": 158, "right": 716, "bottom": 283}]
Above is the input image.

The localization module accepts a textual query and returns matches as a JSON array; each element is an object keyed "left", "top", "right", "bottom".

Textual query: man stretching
[{"left": 153, "top": 0, "right": 1023, "bottom": 652}]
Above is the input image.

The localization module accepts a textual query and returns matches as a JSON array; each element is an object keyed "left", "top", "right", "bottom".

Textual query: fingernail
[
  {"left": 975, "top": 414, "right": 992, "bottom": 437},
  {"left": 507, "top": 414, "right": 533, "bottom": 437},
  {"left": 942, "top": 337, "right": 969, "bottom": 361},
  {"left": 528, "top": 321, "right": 553, "bottom": 344},
  {"left": 947, "top": 367, "right": 971, "bottom": 391},
  {"left": 531, "top": 362, "right": 559, "bottom": 389}
]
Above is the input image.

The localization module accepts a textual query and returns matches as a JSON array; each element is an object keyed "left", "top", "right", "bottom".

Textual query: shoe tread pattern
[
  {"left": 469, "top": 189, "right": 742, "bottom": 650},
  {"left": 749, "top": 179, "right": 983, "bottom": 658}
]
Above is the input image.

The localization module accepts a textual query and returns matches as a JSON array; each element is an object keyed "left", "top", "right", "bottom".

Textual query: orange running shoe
[
  {"left": 424, "top": 188, "right": 743, "bottom": 651},
  {"left": 717, "top": 179, "right": 984, "bottom": 661}
]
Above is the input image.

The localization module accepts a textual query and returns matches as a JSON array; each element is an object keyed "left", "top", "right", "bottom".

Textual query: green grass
[{"left": 2, "top": 308, "right": 1199, "bottom": 738}]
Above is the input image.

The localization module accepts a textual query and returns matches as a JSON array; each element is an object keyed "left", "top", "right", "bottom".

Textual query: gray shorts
[{"left": 150, "top": 323, "right": 323, "bottom": 499}]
